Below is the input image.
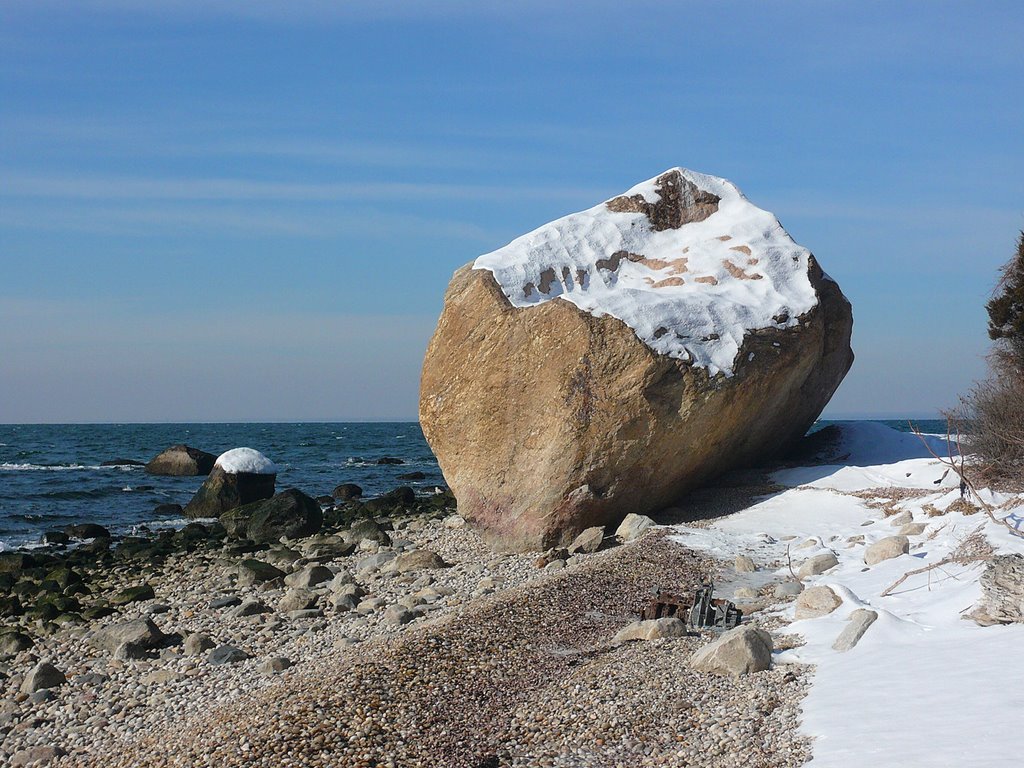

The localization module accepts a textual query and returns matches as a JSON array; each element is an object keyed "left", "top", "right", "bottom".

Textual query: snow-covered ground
[{"left": 670, "top": 422, "right": 1024, "bottom": 767}]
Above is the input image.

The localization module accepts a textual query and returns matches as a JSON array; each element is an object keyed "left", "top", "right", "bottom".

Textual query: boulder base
[{"left": 184, "top": 467, "right": 276, "bottom": 519}]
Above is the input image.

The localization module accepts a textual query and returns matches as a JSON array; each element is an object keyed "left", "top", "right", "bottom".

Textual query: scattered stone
[
  {"left": 383, "top": 605, "right": 416, "bottom": 625},
  {"left": 734, "top": 587, "right": 759, "bottom": 599},
  {"left": 278, "top": 589, "right": 318, "bottom": 613},
  {"left": 397, "top": 471, "right": 427, "bottom": 481},
  {"left": 91, "top": 618, "right": 164, "bottom": 654},
  {"left": 832, "top": 608, "right": 878, "bottom": 651},
  {"left": 227, "top": 598, "right": 270, "bottom": 618},
  {"left": 888, "top": 511, "right": 913, "bottom": 526},
  {"left": 207, "top": 645, "right": 251, "bottom": 666},
  {"left": 0, "top": 632, "right": 33, "bottom": 654},
  {"left": 284, "top": 565, "right": 333, "bottom": 589},
  {"left": 20, "top": 662, "right": 66, "bottom": 693},
  {"left": 236, "top": 559, "right": 286, "bottom": 587},
  {"left": 544, "top": 559, "right": 566, "bottom": 572},
  {"left": 798, "top": 552, "right": 839, "bottom": 578},
  {"left": 259, "top": 657, "right": 292, "bottom": 675},
  {"left": 329, "top": 571, "right": 356, "bottom": 591},
  {"left": 734, "top": 555, "right": 757, "bottom": 573},
  {"left": 443, "top": 514, "right": 467, "bottom": 529},
  {"left": 614, "top": 513, "right": 656, "bottom": 542},
  {"left": 690, "top": 624, "right": 773, "bottom": 676},
  {"left": 11, "top": 745, "right": 67, "bottom": 766},
  {"left": 209, "top": 595, "right": 242, "bottom": 609},
  {"left": 899, "top": 522, "right": 928, "bottom": 536},
  {"left": 390, "top": 549, "right": 449, "bottom": 573},
  {"left": 773, "top": 581, "right": 804, "bottom": 599},
  {"left": 356, "top": 552, "right": 397, "bottom": 576},
  {"left": 612, "top": 617, "right": 687, "bottom": 644},
  {"left": 183, "top": 633, "right": 216, "bottom": 656},
  {"left": 794, "top": 585, "right": 842, "bottom": 620},
  {"left": 346, "top": 519, "right": 392, "bottom": 546},
  {"left": 969, "top": 554, "right": 1024, "bottom": 626},
  {"left": 332, "top": 483, "right": 363, "bottom": 500},
  {"left": 568, "top": 526, "right": 605, "bottom": 554},
  {"left": 864, "top": 535, "right": 909, "bottom": 566},
  {"left": 111, "top": 584, "right": 155, "bottom": 605}
]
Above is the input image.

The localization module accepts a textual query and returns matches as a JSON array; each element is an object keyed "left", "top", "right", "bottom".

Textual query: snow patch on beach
[
  {"left": 473, "top": 168, "right": 819, "bottom": 376},
  {"left": 670, "top": 422, "right": 1024, "bottom": 767},
  {"left": 214, "top": 448, "right": 277, "bottom": 475}
]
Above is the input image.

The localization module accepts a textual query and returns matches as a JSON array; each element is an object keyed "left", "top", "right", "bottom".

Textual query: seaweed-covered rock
[{"left": 223, "top": 489, "right": 323, "bottom": 543}]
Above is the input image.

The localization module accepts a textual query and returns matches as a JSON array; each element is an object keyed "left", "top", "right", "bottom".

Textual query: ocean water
[
  {"left": 0, "top": 419, "right": 945, "bottom": 550},
  {"left": 0, "top": 422, "right": 441, "bottom": 549}
]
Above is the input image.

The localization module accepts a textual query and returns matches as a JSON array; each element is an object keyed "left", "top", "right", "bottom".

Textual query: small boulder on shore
[
  {"left": 145, "top": 445, "right": 217, "bottom": 476},
  {"left": 183, "top": 448, "right": 278, "bottom": 520},
  {"left": 690, "top": 624, "right": 773, "bottom": 676},
  {"left": 332, "top": 483, "right": 363, "bottom": 501}
]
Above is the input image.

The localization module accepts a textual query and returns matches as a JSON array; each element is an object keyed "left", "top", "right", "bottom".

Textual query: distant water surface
[
  {"left": 0, "top": 419, "right": 945, "bottom": 549},
  {"left": 0, "top": 422, "right": 440, "bottom": 549}
]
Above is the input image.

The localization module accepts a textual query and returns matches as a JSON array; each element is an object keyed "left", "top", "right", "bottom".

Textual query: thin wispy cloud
[{"left": 1, "top": 173, "right": 602, "bottom": 205}]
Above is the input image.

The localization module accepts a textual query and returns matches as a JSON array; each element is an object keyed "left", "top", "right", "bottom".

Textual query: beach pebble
[
  {"left": 832, "top": 609, "right": 878, "bottom": 652},
  {"left": 207, "top": 645, "right": 250, "bottom": 666},
  {"left": 798, "top": 552, "right": 839, "bottom": 578},
  {"left": 20, "top": 662, "right": 66, "bottom": 694},
  {"left": 612, "top": 617, "right": 687, "bottom": 644},
  {"left": 864, "top": 536, "right": 909, "bottom": 566},
  {"left": 734, "top": 555, "right": 757, "bottom": 573},
  {"left": 794, "top": 586, "right": 842, "bottom": 620}
]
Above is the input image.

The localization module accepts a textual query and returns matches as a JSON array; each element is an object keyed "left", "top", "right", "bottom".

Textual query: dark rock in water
[
  {"left": 154, "top": 503, "right": 184, "bottom": 517},
  {"left": 64, "top": 523, "right": 111, "bottom": 540},
  {"left": 224, "top": 489, "right": 323, "bottom": 543},
  {"left": 377, "top": 486, "right": 416, "bottom": 507},
  {"left": 332, "top": 483, "right": 363, "bottom": 500},
  {"left": 101, "top": 458, "right": 145, "bottom": 467},
  {"left": 145, "top": 445, "right": 217, "bottom": 476},
  {"left": 0, "top": 552, "right": 37, "bottom": 574},
  {"left": 315, "top": 495, "right": 335, "bottom": 505},
  {"left": 184, "top": 464, "right": 277, "bottom": 520},
  {"left": 397, "top": 471, "right": 427, "bottom": 481},
  {"left": 42, "top": 531, "right": 70, "bottom": 546},
  {"left": 208, "top": 645, "right": 251, "bottom": 666},
  {"left": 111, "top": 584, "right": 155, "bottom": 605},
  {"left": 376, "top": 457, "right": 405, "bottom": 465}
]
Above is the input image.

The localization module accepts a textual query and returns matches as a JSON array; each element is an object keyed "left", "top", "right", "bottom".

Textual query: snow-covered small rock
[{"left": 214, "top": 448, "right": 277, "bottom": 475}]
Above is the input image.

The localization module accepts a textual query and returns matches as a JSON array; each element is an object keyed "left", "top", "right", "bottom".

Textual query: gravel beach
[{"left": 2, "top": 514, "right": 810, "bottom": 768}]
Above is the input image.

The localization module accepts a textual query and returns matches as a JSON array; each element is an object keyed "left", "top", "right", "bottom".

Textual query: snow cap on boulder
[
  {"left": 474, "top": 167, "right": 820, "bottom": 376},
  {"left": 215, "top": 448, "right": 278, "bottom": 475}
]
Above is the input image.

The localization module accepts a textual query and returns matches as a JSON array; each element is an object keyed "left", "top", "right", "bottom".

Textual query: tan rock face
[{"left": 420, "top": 172, "right": 853, "bottom": 552}]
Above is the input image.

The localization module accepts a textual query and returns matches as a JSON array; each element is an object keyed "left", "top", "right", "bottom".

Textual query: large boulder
[
  {"left": 420, "top": 168, "right": 854, "bottom": 550},
  {"left": 223, "top": 489, "right": 323, "bottom": 543},
  {"left": 183, "top": 448, "right": 277, "bottom": 519},
  {"left": 145, "top": 444, "right": 216, "bottom": 476}
]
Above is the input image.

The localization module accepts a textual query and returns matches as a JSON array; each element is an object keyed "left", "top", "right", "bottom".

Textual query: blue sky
[{"left": 1, "top": 1, "right": 1022, "bottom": 422}]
